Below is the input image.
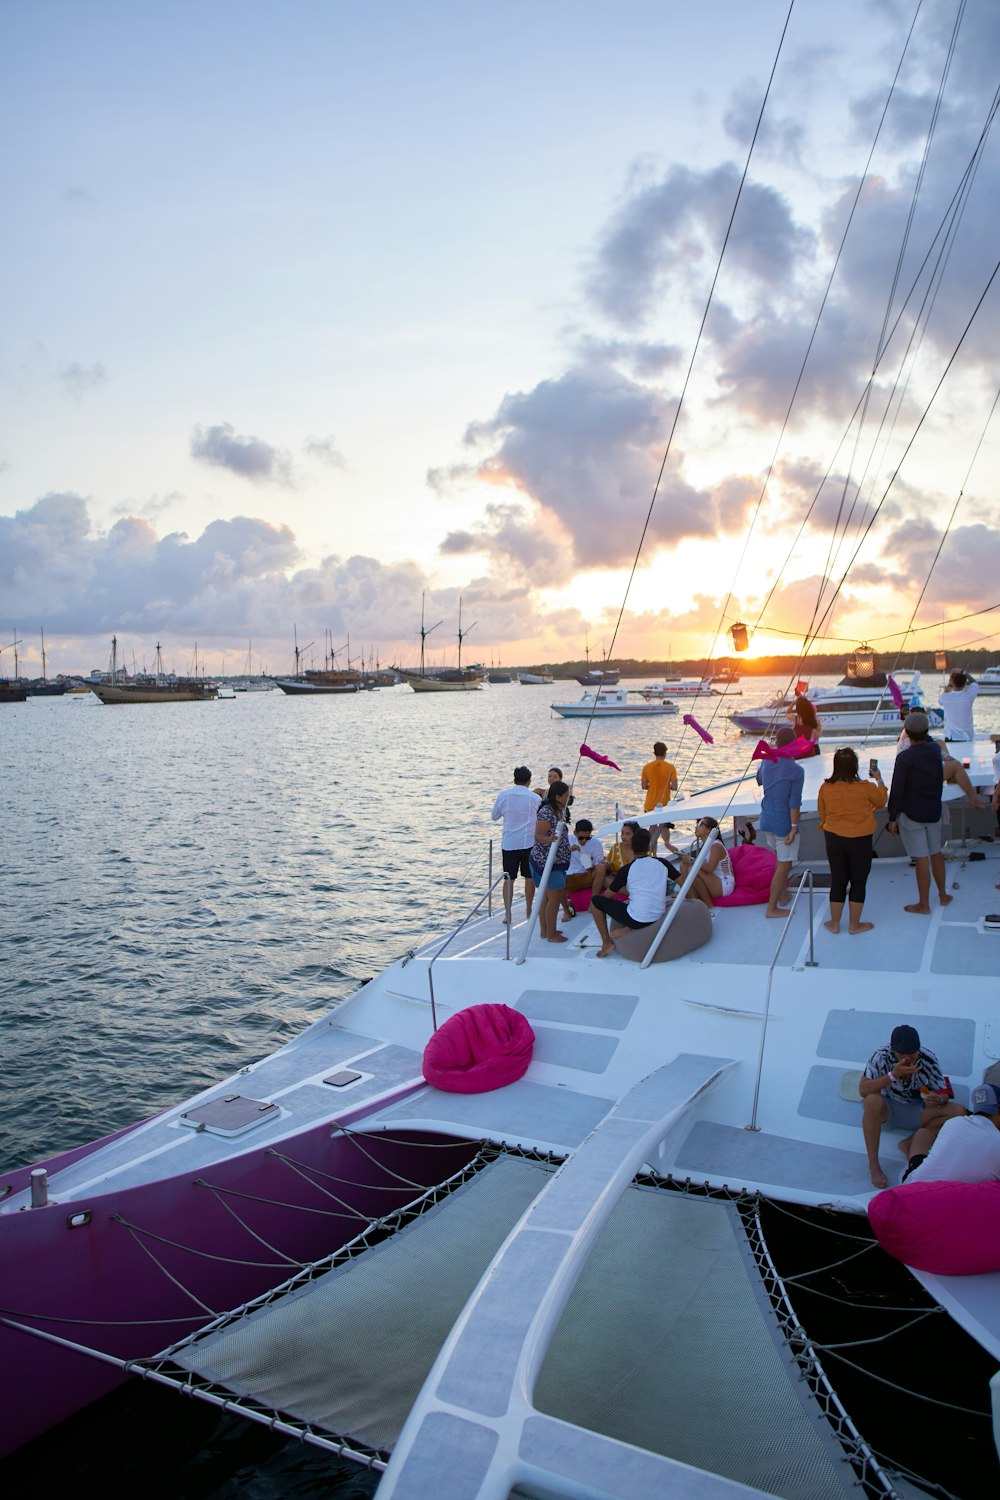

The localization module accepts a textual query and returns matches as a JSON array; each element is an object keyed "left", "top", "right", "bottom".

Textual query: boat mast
[
  {"left": 40, "top": 628, "right": 47, "bottom": 683},
  {"left": 457, "top": 596, "right": 477, "bottom": 671},
  {"left": 418, "top": 592, "right": 443, "bottom": 677}
]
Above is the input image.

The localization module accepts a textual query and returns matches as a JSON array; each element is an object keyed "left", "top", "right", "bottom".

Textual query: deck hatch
[{"left": 179, "top": 1094, "right": 280, "bottom": 1137}]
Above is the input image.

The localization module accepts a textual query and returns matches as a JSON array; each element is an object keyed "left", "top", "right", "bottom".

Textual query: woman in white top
[{"left": 679, "top": 816, "right": 735, "bottom": 908}]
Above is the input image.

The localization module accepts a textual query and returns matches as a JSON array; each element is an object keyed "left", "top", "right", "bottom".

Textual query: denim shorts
[{"left": 530, "top": 861, "right": 567, "bottom": 890}]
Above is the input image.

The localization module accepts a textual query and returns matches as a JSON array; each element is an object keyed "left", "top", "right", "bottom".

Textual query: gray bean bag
[{"left": 610, "top": 898, "right": 712, "bottom": 963}]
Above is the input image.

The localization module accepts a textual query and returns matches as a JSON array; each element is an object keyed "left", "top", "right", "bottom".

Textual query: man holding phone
[
  {"left": 859, "top": 1023, "right": 963, "bottom": 1188},
  {"left": 887, "top": 711, "right": 951, "bottom": 915}
]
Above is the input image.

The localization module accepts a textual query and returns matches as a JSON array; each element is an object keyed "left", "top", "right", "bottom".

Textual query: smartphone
[
  {"left": 869, "top": 758, "right": 878, "bottom": 776},
  {"left": 323, "top": 1069, "right": 363, "bottom": 1087}
]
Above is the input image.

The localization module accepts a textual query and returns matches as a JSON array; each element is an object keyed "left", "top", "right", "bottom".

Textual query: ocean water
[{"left": 2, "top": 672, "right": 997, "bottom": 1495}]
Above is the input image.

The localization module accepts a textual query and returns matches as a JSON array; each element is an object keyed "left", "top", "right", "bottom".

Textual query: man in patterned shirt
[{"left": 859, "top": 1023, "right": 964, "bottom": 1188}]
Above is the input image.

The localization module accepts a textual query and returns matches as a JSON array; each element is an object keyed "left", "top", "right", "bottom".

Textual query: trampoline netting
[{"left": 161, "top": 1155, "right": 855, "bottom": 1497}]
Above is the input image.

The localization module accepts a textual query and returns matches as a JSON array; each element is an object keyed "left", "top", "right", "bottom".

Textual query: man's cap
[
  {"left": 775, "top": 725, "right": 796, "bottom": 747},
  {"left": 970, "top": 1083, "right": 999, "bottom": 1115},
  {"left": 890, "top": 1023, "right": 920, "bottom": 1053},
  {"left": 903, "top": 710, "right": 929, "bottom": 734}
]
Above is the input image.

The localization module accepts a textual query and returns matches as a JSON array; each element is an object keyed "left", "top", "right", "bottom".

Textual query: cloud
[
  {"left": 190, "top": 422, "right": 294, "bottom": 484},
  {"left": 303, "top": 433, "right": 346, "bottom": 469},
  {"left": 885, "top": 519, "right": 1000, "bottom": 606},
  {"left": 58, "top": 361, "right": 107, "bottom": 398},
  {"left": 586, "top": 163, "right": 812, "bottom": 329},
  {"left": 454, "top": 363, "right": 731, "bottom": 571}
]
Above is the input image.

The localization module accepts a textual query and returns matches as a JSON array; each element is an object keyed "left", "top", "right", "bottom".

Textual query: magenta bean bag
[
  {"left": 868, "top": 1180, "right": 1000, "bottom": 1274},
  {"left": 713, "top": 842, "right": 777, "bottom": 907},
  {"left": 422, "top": 1003, "right": 536, "bottom": 1093}
]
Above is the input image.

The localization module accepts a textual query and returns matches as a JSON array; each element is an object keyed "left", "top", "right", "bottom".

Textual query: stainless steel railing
[
  {"left": 746, "top": 868, "right": 818, "bottom": 1132},
  {"left": 427, "top": 871, "right": 513, "bottom": 1028}
]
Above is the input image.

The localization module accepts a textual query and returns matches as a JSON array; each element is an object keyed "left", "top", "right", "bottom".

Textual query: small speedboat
[
  {"left": 550, "top": 688, "right": 679, "bottom": 717},
  {"left": 975, "top": 664, "right": 1000, "bottom": 696}
]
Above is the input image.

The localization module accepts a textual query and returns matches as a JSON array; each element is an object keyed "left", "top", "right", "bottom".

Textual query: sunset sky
[{"left": 2, "top": 1, "right": 998, "bottom": 679}]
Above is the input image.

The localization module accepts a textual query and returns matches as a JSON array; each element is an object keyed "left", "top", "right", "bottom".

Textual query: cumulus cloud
[
  {"left": 457, "top": 365, "right": 713, "bottom": 568},
  {"left": 586, "top": 163, "right": 812, "bottom": 329},
  {"left": 58, "top": 361, "right": 107, "bottom": 398},
  {"left": 190, "top": 423, "right": 294, "bottom": 485}
]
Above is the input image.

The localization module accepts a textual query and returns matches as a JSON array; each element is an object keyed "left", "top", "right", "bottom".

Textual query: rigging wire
[
  {"left": 676, "top": 0, "right": 928, "bottom": 772},
  {"left": 568, "top": 0, "right": 796, "bottom": 786}
]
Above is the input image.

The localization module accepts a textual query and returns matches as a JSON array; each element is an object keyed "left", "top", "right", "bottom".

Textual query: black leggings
[{"left": 824, "top": 831, "right": 874, "bottom": 904}]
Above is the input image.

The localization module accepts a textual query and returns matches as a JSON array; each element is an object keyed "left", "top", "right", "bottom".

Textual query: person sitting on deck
[
  {"left": 786, "top": 694, "right": 821, "bottom": 753},
  {"left": 859, "top": 1024, "right": 964, "bottom": 1189},
  {"left": 903, "top": 1083, "right": 1000, "bottom": 1184},
  {"left": 591, "top": 827, "right": 668, "bottom": 958},
  {"left": 561, "top": 819, "right": 605, "bottom": 919},
  {"left": 590, "top": 820, "right": 639, "bottom": 897},
  {"left": 677, "top": 816, "right": 735, "bottom": 909}
]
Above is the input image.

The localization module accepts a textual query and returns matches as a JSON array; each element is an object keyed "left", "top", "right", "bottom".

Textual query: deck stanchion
[{"left": 488, "top": 839, "right": 493, "bottom": 917}]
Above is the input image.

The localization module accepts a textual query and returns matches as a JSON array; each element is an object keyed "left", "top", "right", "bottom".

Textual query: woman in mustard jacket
[{"left": 817, "top": 747, "right": 887, "bottom": 934}]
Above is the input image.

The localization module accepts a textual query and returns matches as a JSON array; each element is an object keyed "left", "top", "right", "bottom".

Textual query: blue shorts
[
  {"left": 884, "top": 1096, "right": 924, "bottom": 1132},
  {"left": 529, "top": 861, "right": 567, "bottom": 890}
]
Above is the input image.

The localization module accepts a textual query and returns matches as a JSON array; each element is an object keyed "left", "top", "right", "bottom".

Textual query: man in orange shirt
[{"left": 641, "top": 741, "right": 678, "bottom": 855}]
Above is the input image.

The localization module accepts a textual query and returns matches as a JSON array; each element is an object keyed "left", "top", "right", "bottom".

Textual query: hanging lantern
[
  {"left": 934, "top": 650, "right": 950, "bottom": 671},
  {"left": 846, "top": 643, "right": 878, "bottom": 680},
  {"left": 729, "top": 621, "right": 749, "bottom": 653}
]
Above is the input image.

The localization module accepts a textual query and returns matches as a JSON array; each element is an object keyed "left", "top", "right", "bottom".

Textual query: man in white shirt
[
  {"left": 590, "top": 827, "right": 668, "bottom": 958},
  {"left": 491, "top": 766, "right": 541, "bottom": 923},
  {"left": 904, "top": 1083, "right": 1000, "bottom": 1183},
  {"left": 565, "top": 821, "right": 605, "bottom": 893},
  {"left": 938, "top": 669, "right": 978, "bottom": 742}
]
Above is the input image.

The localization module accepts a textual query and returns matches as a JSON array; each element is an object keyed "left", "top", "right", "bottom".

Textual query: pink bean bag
[
  {"left": 867, "top": 1180, "right": 1000, "bottom": 1274},
  {"left": 713, "top": 842, "right": 777, "bottom": 908},
  {"left": 422, "top": 1003, "right": 535, "bottom": 1094},
  {"left": 569, "top": 888, "right": 592, "bottom": 913}
]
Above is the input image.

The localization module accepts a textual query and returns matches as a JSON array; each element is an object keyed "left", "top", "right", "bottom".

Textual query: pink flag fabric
[
  {"left": 752, "top": 735, "right": 817, "bottom": 762},
  {"left": 580, "top": 743, "right": 621, "bottom": 770},
  {"left": 683, "top": 713, "right": 714, "bottom": 744},
  {"left": 887, "top": 675, "right": 904, "bottom": 709}
]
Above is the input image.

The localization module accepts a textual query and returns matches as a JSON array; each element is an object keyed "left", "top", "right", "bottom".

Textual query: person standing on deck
[
  {"left": 755, "top": 726, "right": 803, "bottom": 918},
  {"left": 491, "top": 766, "right": 539, "bottom": 924},
  {"left": 641, "top": 741, "right": 677, "bottom": 855},
  {"left": 859, "top": 1024, "right": 962, "bottom": 1189},
  {"left": 887, "top": 711, "right": 952, "bottom": 916},
  {"left": 938, "top": 669, "right": 978, "bottom": 742}
]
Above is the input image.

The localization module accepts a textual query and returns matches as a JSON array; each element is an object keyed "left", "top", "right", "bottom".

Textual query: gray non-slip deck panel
[
  {"left": 529, "top": 1024, "right": 618, "bottom": 1072},
  {"left": 816, "top": 1009, "right": 975, "bottom": 1072},
  {"left": 376, "top": 1075, "right": 613, "bottom": 1149},
  {"left": 676, "top": 1119, "right": 872, "bottom": 1196},
  {"left": 516, "top": 988, "right": 638, "bottom": 1030}
]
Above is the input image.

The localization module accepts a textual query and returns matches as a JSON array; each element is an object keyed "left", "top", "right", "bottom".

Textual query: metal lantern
[
  {"left": 729, "top": 621, "right": 749, "bottom": 653},
  {"left": 846, "top": 644, "right": 878, "bottom": 680}
]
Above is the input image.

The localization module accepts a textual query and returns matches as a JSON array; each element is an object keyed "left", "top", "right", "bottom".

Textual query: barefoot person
[
  {"left": 817, "top": 747, "right": 886, "bottom": 934},
  {"left": 590, "top": 828, "right": 668, "bottom": 958},
  {"left": 490, "top": 765, "right": 539, "bottom": 923},
  {"left": 887, "top": 710, "right": 952, "bottom": 916},
  {"left": 529, "top": 780, "right": 573, "bottom": 943},
  {"left": 859, "top": 1024, "right": 962, "bottom": 1189},
  {"left": 755, "top": 725, "right": 804, "bottom": 918}
]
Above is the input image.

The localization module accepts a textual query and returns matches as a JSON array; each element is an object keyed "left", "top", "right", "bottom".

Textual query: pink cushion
[
  {"left": 867, "top": 1180, "right": 1000, "bottom": 1274},
  {"left": 713, "top": 842, "right": 777, "bottom": 907},
  {"left": 569, "top": 889, "right": 592, "bottom": 913},
  {"left": 422, "top": 1003, "right": 535, "bottom": 1094}
]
